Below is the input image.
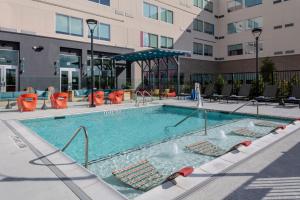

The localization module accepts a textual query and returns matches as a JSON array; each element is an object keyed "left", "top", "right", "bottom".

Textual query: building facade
[{"left": 0, "top": 0, "right": 299, "bottom": 92}]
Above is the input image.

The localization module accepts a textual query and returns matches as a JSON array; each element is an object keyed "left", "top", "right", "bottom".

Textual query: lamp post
[
  {"left": 252, "top": 28, "right": 262, "bottom": 98},
  {"left": 86, "top": 19, "right": 98, "bottom": 107}
]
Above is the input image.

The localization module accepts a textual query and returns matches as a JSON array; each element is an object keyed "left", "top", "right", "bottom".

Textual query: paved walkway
[
  {"left": 0, "top": 99, "right": 299, "bottom": 200},
  {"left": 179, "top": 127, "right": 300, "bottom": 200}
]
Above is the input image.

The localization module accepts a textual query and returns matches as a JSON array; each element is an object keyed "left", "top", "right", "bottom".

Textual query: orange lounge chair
[
  {"left": 166, "top": 91, "right": 176, "bottom": 97},
  {"left": 108, "top": 90, "right": 124, "bottom": 104},
  {"left": 17, "top": 93, "right": 38, "bottom": 112},
  {"left": 50, "top": 92, "right": 68, "bottom": 109},
  {"left": 88, "top": 91, "right": 104, "bottom": 106}
]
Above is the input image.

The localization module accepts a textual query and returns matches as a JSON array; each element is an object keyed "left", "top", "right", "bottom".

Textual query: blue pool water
[
  {"left": 21, "top": 105, "right": 291, "bottom": 199},
  {"left": 21, "top": 106, "right": 246, "bottom": 163}
]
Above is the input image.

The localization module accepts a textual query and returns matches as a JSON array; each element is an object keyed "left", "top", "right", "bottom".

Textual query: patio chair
[
  {"left": 255, "top": 85, "right": 277, "bottom": 103},
  {"left": 17, "top": 93, "right": 38, "bottom": 112},
  {"left": 166, "top": 90, "right": 176, "bottom": 98},
  {"left": 202, "top": 84, "right": 214, "bottom": 100},
  {"left": 112, "top": 160, "right": 193, "bottom": 191},
  {"left": 108, "top": 90, "right": 124, "bottom": 104},
  {"left": 227, "top": 84, "right": 251, "bottom": 103},
  {"left": 284, "top": 85, "right": 300, "bottom": 108},
  {"left": 50, "top": 92, "right": 68, "bottom": 109},
  {"left": 88, "top": 91, "right": 104, "bottom": 106},
  {"left": 185, "top": 140, "right": 251, "bottom": 157},
  {"left": 212, "top": 85, "right": 232, "bottom": 101}
]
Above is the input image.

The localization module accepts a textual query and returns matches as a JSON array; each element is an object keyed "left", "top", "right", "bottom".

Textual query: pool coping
[{"left": 4, "top": 104, "right": 300, "bottom": 200}]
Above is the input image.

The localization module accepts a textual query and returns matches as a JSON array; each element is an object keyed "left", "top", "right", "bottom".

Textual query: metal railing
[
  {"left": 62, "top": 126, "right": 89, "bottom": 168},
  {"left": 231, "top": 99, "right": 259, "bottom": 117},
  {"left": 165, "top": 108, "right": 208, "bottom": 135},
  {"left": 142, "top": 90, "right": 154, "bottom": 103},
  {"left": 135, "top": 91, "right": 144, "bottom": 106}
]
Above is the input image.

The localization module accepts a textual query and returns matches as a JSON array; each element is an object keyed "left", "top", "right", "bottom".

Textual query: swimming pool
[{"left": 21, "top": 105, "right": 291, "bottom": 199}]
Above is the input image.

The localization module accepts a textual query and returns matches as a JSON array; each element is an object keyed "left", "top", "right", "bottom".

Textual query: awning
[{"left": 112, "top": 48, "right": 191, "bottom": 62}]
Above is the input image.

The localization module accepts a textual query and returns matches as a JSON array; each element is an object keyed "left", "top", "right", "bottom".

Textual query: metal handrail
[
  {"left": 231, "top": 99, "right": 259, "bottom": 117},
  {"left": 165, "top": 108, "right": 208, "bottom": 135},
  {"left": 135, "top": 91, "right": 144, "bottom": 106},
  {"left": 62, "top": 126, "right": 89, "bottom": 168},
  {"left": 142, "top": 90, "right": 154, "bottom": 103}
]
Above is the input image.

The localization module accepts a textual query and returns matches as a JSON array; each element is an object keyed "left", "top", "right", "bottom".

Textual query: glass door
[
  {"left": 0, "top": 65, "right": 17, "bottom": 92},
  {"left": 60, "top": 68, "right": 80, "bottom": 92}
]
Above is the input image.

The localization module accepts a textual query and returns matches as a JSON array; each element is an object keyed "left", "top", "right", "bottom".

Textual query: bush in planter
[
  {"left": 278, "top": 80, "right": 289, "bottom": 97},
  {"left": 214, "top": 74, "right": 225, "bottom": 94},
  {"left": 260, "top": 57, "right": 276, "bottom": 83},
  {"left": 288, "top": 75, "right": 300, "bottom": 94},
  {"left": 250, "top": 75, "right": 264, "bottom": 98},
  {"left": 233, "top": 80, "right": 242, "bottom": 95}
]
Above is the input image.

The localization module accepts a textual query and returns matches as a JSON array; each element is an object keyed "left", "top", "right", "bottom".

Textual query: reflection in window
[
  {"left": 56, "top": 14, "right": 83, "bottom": 37},
  {"left": 193, "top": 19, "right": 203, "bottom": 32},
  {"left": 160, "top": 36, "right": 173, "bottom": 49},
  {"left": 142, "top": 32, "right": 158, "bottom": 48},
  {"left": 144, "top": 2, "right": 158, "bottom": 20},
  {"left": 193, "top": 42, "right": 203, "bottom": 55},
  {"left": 245, "top": 0, "right": 262, "bottom": 7},
  {"left": 204, "top": 44, "right": 213, "bottom": 56},
  {"left": 161, "top": 8, "right": 173, "bottom": 24},
  {"left": 228, "top": 44, "right": 243, "bottom": 56},
  {"left": 204, "top": 22, "right": 214, "bottom": 35}
]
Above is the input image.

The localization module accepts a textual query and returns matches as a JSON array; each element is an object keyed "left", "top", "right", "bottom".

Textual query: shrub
[
  {"left": 260, "top": 57, "right": 276, "bottom": 83},
  {"left": 214, "top": 74, "right": 225, "bottom": 94}
]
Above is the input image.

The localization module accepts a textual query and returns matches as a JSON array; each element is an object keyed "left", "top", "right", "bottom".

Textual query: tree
[{"left": 260, "top": 57, "right": 276, "bottom": 83}]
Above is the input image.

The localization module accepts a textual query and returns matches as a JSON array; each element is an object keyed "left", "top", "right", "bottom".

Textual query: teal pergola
[{"left": 112, "top": 48, "right": 191, "bottom": 92}]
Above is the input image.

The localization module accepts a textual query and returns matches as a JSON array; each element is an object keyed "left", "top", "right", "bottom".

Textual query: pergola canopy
[{"left": 112, "top": 48, "right": 191, "bottom": 62}]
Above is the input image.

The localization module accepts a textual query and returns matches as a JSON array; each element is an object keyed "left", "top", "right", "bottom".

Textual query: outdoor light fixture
[
  {"left": 32, "top": 45, "right": 44, "bottom": 52},
  {"left": 86, "top": 19, "right": 98, "bottom": 108},
  {"left": 252, "top": 27, "right": 262, "bottom": 98}
]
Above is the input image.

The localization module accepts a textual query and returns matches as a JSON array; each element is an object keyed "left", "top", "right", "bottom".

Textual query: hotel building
[{"left": 0, "top": 0, "right": 299, "bottom": 92}]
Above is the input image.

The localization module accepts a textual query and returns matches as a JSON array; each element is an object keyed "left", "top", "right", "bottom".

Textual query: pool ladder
[{"left": 61, "top": 126, "right": 89, "bottom": 168}]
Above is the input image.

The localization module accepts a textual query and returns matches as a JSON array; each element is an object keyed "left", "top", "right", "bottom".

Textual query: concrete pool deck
[{"left": 0, "top": 99, "right": 299, "bottom": 200}]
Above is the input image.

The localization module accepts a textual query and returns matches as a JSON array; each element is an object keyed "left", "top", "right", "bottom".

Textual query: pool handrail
[
  {"left": 165, "top": 108, "right": 208, "bottom": 135},
  {"left": 142, "top": 90, "right": 154, "bottom": 103},
  {"left": 231, "top": 99, "right": 259, "bottom": 117},
  {"left": 135, "top": 91, "right": 144, "bottom": 106},
  {"left": 61, "top": 126, "right": 89, "bottom": 168}
]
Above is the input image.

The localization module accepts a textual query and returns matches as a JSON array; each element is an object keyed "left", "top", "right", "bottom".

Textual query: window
[
  {"left": 204, "top": 22, "right": 214, "bottom": 35},
  {"left": 56, "top": 14, "right": 83, "bottom": 37},
  {"left": 193, "top": 42, "right": 203, "bottom": 55},
  {"left": 160, "top": 36, "right": 173, "bottom": 49},
  {"left": 144, "top": 2, "right": 158, "bottom": 20},
  {"left": 247, "top": 17, "right": 263, "bottom": 30},
  {"left": 70, "top": 17, "right": 83, "bottom": 36},
  {"left": 193, "top": 19, "right": 203, "bottom": 32},
  {"left": 204, "top": 44, "right": 213, "bottom": 56},
  {"left": 161, "top": 8, "right": 173, "bottom": 24},
  {"left": 245, "top": 0, "right": 262, "bottom": 7},
  {"left": 89, "top": 0, "right": 110, "bottom": 6},
  {"left": 143, "top": 32, "right": 158, "bottom": 48},
  {"left": 99, "top": 23, "right": 110, "bottom": 41},
  {"left": 88, "top": 23, "right": 111, "bottom": 41},
  {"left": 56, "top": 14, "right": 69, "bottom": 34},
  {"left": 203, "top": 0, "right": 213, "bottom": 13},
  {"left": 228, "top": 21, "right": 245, "bottom": 34},
  {"left": 227, "top": 0, "right": 243, "bottom": 12},
  {"left": 228, "top": 44, "right": 243, "bottom": 56},
  {"left": 245, "top": 42, "right": 263, "bottom": 54},
  {"left": 193, "top": 0, "right": 203, "bottom": 8}
]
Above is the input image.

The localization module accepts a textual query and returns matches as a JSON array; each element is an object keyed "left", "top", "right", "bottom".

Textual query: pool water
[{"left": 21, "top": 105, "right": 291, "bottom": 199}]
